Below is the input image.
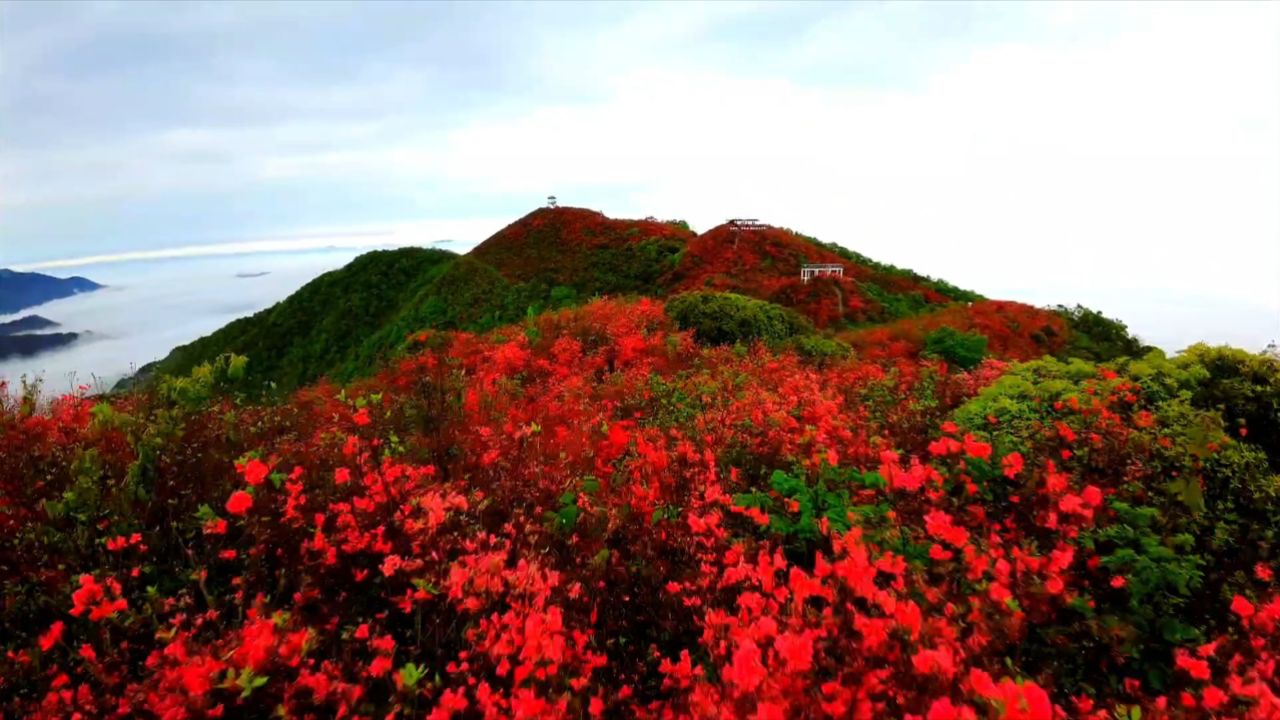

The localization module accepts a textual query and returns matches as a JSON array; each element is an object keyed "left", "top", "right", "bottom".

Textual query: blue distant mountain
[
  {"left": 0, "top": 314, "right": 60, "bottom": 335},
  {"left": 0, "top": 331, "right": 81, "bottom": 360},
  {"left": 0, "top": 268, "right": 103, "bottom": 315}
]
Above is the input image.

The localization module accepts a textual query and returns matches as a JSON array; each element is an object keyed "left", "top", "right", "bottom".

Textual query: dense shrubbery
[
  {"left": 923, "top": 327, "right": 989, "bottom": 369},
  {"left": 785, "top": 334, "right": 853, "bottom": 365},
  {"left": 845, "top": 300, "right": 1067, "bottom": 364},
  {"left": 1176, "top": 343, "right": 1280, "bottom": 473},
  {"left": 3, "top": 297, "right": 1279, "bottom": 719},
  {"left": 140, "top": 248, "right": 458, "bottom": 392},
  {"left": 665, "top": 291, "right": 812, "bottom": 346},
  {"left": 1054, "top": 304, "right": 1151, "bottom": 362},
  {"left": 36, "top": 208, "right": 1280, "bottom": 717},
  {"left": 954, "top": 351, "right": 1280, "bottom": 696}
]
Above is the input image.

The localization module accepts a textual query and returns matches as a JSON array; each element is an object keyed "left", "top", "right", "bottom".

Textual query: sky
[{"left": 1, "top": 1, "right": 1278, "bottom": 353}]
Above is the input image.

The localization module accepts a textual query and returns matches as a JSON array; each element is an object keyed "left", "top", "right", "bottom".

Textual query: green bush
[
  {"left": 665, "top": 291, "right": 813, "bottom": 346},
  {"left": 951, "top": 353, "right": 1280, "bottom": 691},
  {"left": 1176, "top": 343, "right": 1280, "bottom": 473},
  {"left": 1055, "top": 304, "right": 1150, "bottom": 362},
  {"left": 786, "top": 335, "right": 852, "bottom": 364},
  {"left": 922, "top": 327, "right": 988, "bottom": 369}
]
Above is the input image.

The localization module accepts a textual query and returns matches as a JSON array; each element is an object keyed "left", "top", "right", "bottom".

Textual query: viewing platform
[
  {"left": 801, "top": 264, "right": 844, "bottom": 283},
  {"left": 727, "top": 218, "right": 768, "bottom": 231}
]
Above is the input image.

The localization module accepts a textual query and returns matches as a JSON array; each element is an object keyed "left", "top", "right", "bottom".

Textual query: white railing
[{"left": 800, "top": 264, "right": 844, "bottom": 283}]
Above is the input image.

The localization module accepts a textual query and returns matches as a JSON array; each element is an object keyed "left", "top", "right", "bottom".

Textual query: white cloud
[{"left": 12, "top": 218, "right": 506, "bottom": 271}]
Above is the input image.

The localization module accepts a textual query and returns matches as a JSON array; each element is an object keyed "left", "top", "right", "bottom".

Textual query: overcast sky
[{"left": 2, "top": 1, "right": 1277, "bottom": 350}]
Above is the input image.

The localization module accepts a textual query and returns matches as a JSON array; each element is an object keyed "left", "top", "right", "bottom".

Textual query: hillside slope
[
  {"left": 666, "top": 222, "right": 981, "bottom": 328},
  {"left": 140, "top": 248, "right": 458, "bottom": 390},
  {"left": 135, "top": 206, "right": 1064, "bottom": 393}
]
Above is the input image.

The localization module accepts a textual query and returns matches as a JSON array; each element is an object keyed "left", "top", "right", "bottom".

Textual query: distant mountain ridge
[
  {"left": 0, "top": 268, "right": 103, "bottom": 315},
  {"left": 0, "top": 331, "right": 81, "bottom": 360},
  {"left": 0, "top": 313, "right": 82, "bottom": 360},
  {"left": 130, "top": 206, "right": 1102, "bottom": 393},
  {"left": 0, "top": 314, "right": 59, "bottom": 335}
]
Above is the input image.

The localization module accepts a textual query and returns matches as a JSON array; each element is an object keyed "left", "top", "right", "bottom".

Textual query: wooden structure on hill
[
  {"left": 728, "top": 218, "right": 768, "bottom": 231},
  {"left": 547, "top": 195, "right": 558, "bottom": 208},
  {"left": 801, "top": 264, "right": 844, "bottom": 284}
]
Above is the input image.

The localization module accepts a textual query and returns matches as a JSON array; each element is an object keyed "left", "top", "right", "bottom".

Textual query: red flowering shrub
[
  {"left": 844, "top": 300, "right": 1067, "bottom": 363},
  {"left": 666, "top": 222, "right": 960, "bottom": 327},
  {"left": 470, "top": 206, "right": 695, "bottom": 295},
  {"left": 1, "top": 300, "right": 1276, "bottom": 718}
]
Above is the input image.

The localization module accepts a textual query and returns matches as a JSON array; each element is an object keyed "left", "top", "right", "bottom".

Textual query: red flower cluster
[{"left": 1, "top": 299, "right": 1277, "bottom": 719}]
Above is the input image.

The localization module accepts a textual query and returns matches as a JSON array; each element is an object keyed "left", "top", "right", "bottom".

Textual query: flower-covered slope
[
  {"left": 133, "top": 206, "right": 1050, "bottom": 395},
  {"left": 3, "top": 298, "right": 1279, "bottom": 719},
  {"left": 843, "top": 300, "right": 1070, "bottom": 363},
  {"left": 467, "top": 208, "right": 988, "bottom": 329},
  {"left": 467, "top": 207, "right": 696, "bottom": 296},
  {"left": 665, "top": 222, "right": 974, "bottom": 328}
]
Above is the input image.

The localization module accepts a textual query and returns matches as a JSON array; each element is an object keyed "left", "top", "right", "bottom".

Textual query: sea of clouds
[{"left": 0, "top": 249, "right": 375, "bottom": 394}]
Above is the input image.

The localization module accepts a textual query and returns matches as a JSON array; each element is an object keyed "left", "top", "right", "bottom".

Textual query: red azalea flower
[
  {"left": 240, "top": 458, "right": 269, "bottom": 486},
  {"left": 38, "top": 621, "right": 65, "bottom": 652},
  {"left": 1001, "top": 452, "right": 1023, "bottom": 478},
  {"left": 226, "top": 490, "right": 253, "bottom": 516},
  {"left": 1230, "top": 594, "right": 1255, "bottom": 619}
]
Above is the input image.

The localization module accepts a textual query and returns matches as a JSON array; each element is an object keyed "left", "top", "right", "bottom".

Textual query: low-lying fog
[{"left": 0, "top": 249, "right": 371, "bottom": 394}]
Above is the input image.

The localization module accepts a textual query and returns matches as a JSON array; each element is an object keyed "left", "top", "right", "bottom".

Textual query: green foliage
[
  {"left": 1055, "top": 304, "right": 1151, "bottom": 362},
  {"left": 138, "top": 249, "right": 601, "bottom": 396},
  {"left": 922, "top": 327, "right": 988, "bottom": 369},
  {"left": 142, "top": 248, "right": 458, "bottom": 393},
  {"left": 1176, "top": 343, "right": 1280, "bottom": 473},
  {"left": 953, "top": 351, "right": 1280, "bottom": 690},
  {"left": 398, "top": 662, "right": 427, "bottom": 690},
  {"left": 584, "top": 238, "right": 684, "bottom": 296},
  {"left": 1089, "top": 500, "right": 1205, "bottom": 628},
  {"left": 158, "top": 353, "right": 248, "bottom": 409},
  {"left": 785, "top": 335, "right": 852, "bottom": 364},
  {"left": 855, "top": 282, "right": 934, "bottom": 321},
  {"left": 733, "top": 468, "right": 857, "bottom": 553},
  {"left": 666, "top": 291, "right": 813, "bottom": 346},
  {"left": 345, "top": 257, "right": 516, "bottom": 374}
]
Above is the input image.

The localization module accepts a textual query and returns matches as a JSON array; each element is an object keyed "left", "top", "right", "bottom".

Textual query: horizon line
[{"left": 9, "top": 219, "right": 506, "bottom": 272}]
